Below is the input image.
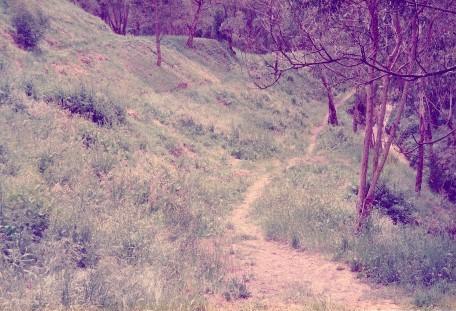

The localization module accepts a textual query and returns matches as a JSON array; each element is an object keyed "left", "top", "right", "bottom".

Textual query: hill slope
[
  {"left": 1, "top": 1, "right": 455, "bottom": 311},
  {"left": 0, "top": 1, "right": 327, "bottom": 310}
]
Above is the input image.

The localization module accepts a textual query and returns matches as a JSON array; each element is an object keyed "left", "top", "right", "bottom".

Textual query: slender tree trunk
[
  {"left": 186, "top": 2, "right": 203, "bottom": 48},
  {"left": 156, "top": 32, "right": 162, "bottom": 66},
  {"left": 353, "top": 103, "right": 359, "bottom": 133},
  {"left": 355, "top": 0, "right": 379, "bottom": 231},
  {"left": 416, "top": 92, "right": 425, "bottom": 193},
  {"left": 320, "top": 73, "right": 338, "bottom": 126},
  {"left": 356, "top": 7, "right": 419, "bottom": 231},
  {"left": 352, "top": 88, "right": 365, "bottom": 133},
  {"left": 448, "top": 91, "right": 456, "bottom": 145},
  {"left": 372, "top": 12, "right": 401, "bottom": 172},
  {"left": 154, "top": 2, "right": 162, "bottom": 67},
  {"left": 356, "top": 83, "right": 376, "bottom": 230},
  {"left": 372, "top": 75, "right": 390, "bottom": 172}
]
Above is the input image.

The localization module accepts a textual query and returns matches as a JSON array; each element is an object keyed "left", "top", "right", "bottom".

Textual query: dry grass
[{"left": 0, "top": 0, "right": 326, "bottom": 309}]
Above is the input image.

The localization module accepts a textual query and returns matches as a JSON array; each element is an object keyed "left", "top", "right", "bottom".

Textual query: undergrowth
[{"left": 254, "top": 109, "right": 456, "bottom": 308}]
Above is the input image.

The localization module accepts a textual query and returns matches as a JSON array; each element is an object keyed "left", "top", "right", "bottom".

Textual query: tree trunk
[
  {"left": 356, "top": 6, "right": 419, "bottom": 231},
  {"left": 355, "top": 0, "right": 379, "bottom": 231},
  {"left": 448, "top": 91, "right": 456, "bottom": 145},
  {"left": 372, "top": 12, "right": 401, "bottom": 173},
  {"left": 355, "top": 83, "right": 376, "bottom": 231},
  {"left": 372, "top": 75, "right": 390, "bottom": 172},
  {"left": 416, "top": 92, "right": 425, "bottom": 193},
  {"left": 353, "top": 103, "right": 359, "bottom": 133},
  {"left": 154, "top": 1, "right": 162, "bottom": 67},
  {"left": 155, "top": 32, "right": 162, "bottom": 66},
  {"left": 186, "top": 1, "right": 203, "bottom": 48},
  {"left": 320, "top": 73, "right": 338, "bottom": 126}
]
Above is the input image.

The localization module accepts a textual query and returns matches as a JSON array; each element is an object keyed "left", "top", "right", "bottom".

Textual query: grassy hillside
[
  {"left": 0, "top": 1, "right": 326, "bottom": 310},
  {"left": 2, "top": 1, "right": 455, "bottom": 310}
]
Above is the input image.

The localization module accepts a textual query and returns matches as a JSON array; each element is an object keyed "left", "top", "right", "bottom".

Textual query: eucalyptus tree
[{"left": 247, "top": 0, "right": 456, "bottom": 230}]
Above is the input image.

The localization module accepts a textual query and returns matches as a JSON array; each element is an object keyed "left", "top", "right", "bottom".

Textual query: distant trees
[
  {"left": 72, "top": 0, "right": 456, "bottom": 229},
  {"left": 248, "top": 0, "right": 456, "bottom": 230},
  {"left": 101, "top": 0, "right": 130, "bottom": 35},
  {"left": 186, "top": 0, "right": 209, "bottom": 48}
]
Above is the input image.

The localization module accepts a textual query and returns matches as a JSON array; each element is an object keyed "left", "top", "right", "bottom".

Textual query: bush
[
  {"left": 223, "top": 277, "right": 251, "bottom": 301},
  {"left": 429, "top": 149, "right": 456, "bottom": 203},
  {"left": 0, "top": 193, "right": 49, "bottom": 272},
  {"left": 12, "top": 6, "right": 49, "bottom": 50},
  {"left": 371, "top": 181, "right": 416, "bottom": 225},
  {"left": 51, "top": 86, "right": 126, "bottom": 128}
]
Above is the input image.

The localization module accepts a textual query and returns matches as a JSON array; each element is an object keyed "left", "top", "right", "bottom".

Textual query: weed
[
  {"left": 0, "top": 192, "right": 48, "bottom": 273},
  {"left": 51, "top": 85, "right": 126, "bottom": 128},
  {"left": 11, "top": 4, "right": 49, "bottom": 50},
  {"left": 91, "top": 151, "right": 116, "bottom": 178},
  {"left": 291, "top": 233, "right": 301, "bottom": 249},
  {"left": 223, "top": 277, "right": 251, "bottom": 301}
]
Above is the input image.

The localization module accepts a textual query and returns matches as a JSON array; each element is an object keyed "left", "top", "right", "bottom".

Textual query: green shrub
[
  {"left": 0, "top": 193, "right": 49, "bottom": 272},
  {"left": 373, "top": 182, "right": 416, "bottom": 225},
  {"left": 353, "top": 227, "right": 456, "bottom": 287},
  {"left": 11, "top": 5, "right": 49, "bottom": 50},
  {"left": 178, "top": 117, "right": 205, "bottom": 137},
  {"left": 348, "top": 181, "right": 417, "bottom": 225},
  {"left": 223, "top": 277, "right": 251, "bottom": 301},
  {"left": 0, "top": 80, "right": 12, "bottom": 105},
  {"left": 429, "top": 149, "right": 456, "bottom": 203},
  {"left": 51, "top": 86, "right": 126, "bottom": 128}
]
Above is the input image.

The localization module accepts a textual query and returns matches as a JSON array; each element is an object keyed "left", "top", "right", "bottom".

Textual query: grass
[
  {"left": 0, "top": 0, "right": 326, "bottom": 309},
  {"left": 253, "top": 103, "right": 456, "bottom": 309},
  {"left": 7, "top": 0, "right": 453, "bottom": 309}
]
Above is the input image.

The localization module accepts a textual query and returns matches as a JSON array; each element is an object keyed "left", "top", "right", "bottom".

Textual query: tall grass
[
  {"left": 0, "top": 77, "right": 248, "bottom": 310},
  {"left": 254, "top": 119, "right": 456, "bottom": 308}
]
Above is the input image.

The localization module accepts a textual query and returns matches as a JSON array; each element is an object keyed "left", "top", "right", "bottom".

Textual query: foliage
[
  {"left": 223, "top": 277, "right": 251, "bottom": 301},
  {"left": 429, "top": 148, "right": 456, "bottom": 202},
  {"left": 50, "top": 85, "right": 127, "bottom": 128},
  {"left": 11, "top": 5, "right": 49, "bottom": 50}
]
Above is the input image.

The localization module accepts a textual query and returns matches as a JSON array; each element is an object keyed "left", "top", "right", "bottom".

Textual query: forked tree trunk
[
  {"left": 356, "top": 5, "right": 418, "bottom": 231},
  {"left": 372, "top": 12, "right": 401, "bottom": 173},
  {"left": 186, "top": 1, "right": 203, "bottom": 48},
  {"left": 320, "top": 73, "right": 338, "bottom": 126},
  {"left": 355, "top": 1, "right": 379, "bottom": 231},
  {"left": 356, "top": 82, "right": 376, "bottom": 230}
]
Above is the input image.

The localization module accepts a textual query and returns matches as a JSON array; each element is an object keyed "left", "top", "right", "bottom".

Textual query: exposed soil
[{"left": 211, "top": 92, "right": 407, "bottom": 310}]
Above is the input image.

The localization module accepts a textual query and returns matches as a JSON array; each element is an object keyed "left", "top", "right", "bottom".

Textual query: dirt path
[{"left": 212, "top": 92, "right": 405, "bottom": 310}]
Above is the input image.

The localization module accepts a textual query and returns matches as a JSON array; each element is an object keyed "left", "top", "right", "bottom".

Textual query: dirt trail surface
[{"left": 212, "top": 92, "right": 405, "bottom": 310}]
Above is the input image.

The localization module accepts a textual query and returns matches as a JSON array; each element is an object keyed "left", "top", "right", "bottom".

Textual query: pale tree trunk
[
  {"left": 372, "top": 12, "right": 402, "bottom": 173},
  {"left": 416, "top": 91, "right": 426, "bottom": 193},
  {"left": 355, "top": 0, "right": 379, "bottom": 231},
  {"left": 320, "top": 72, "right": 338, "bottom": 125},
  {"left": 186, "top": 1, "right": 203, "bottom": 48},
  {"left": 356, "top": 6, "right": 419, "bottom": 231}
]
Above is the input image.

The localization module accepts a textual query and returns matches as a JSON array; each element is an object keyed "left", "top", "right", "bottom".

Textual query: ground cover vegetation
[{"left": 1, "top": 0, "right": 455, "bottom": 309}]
